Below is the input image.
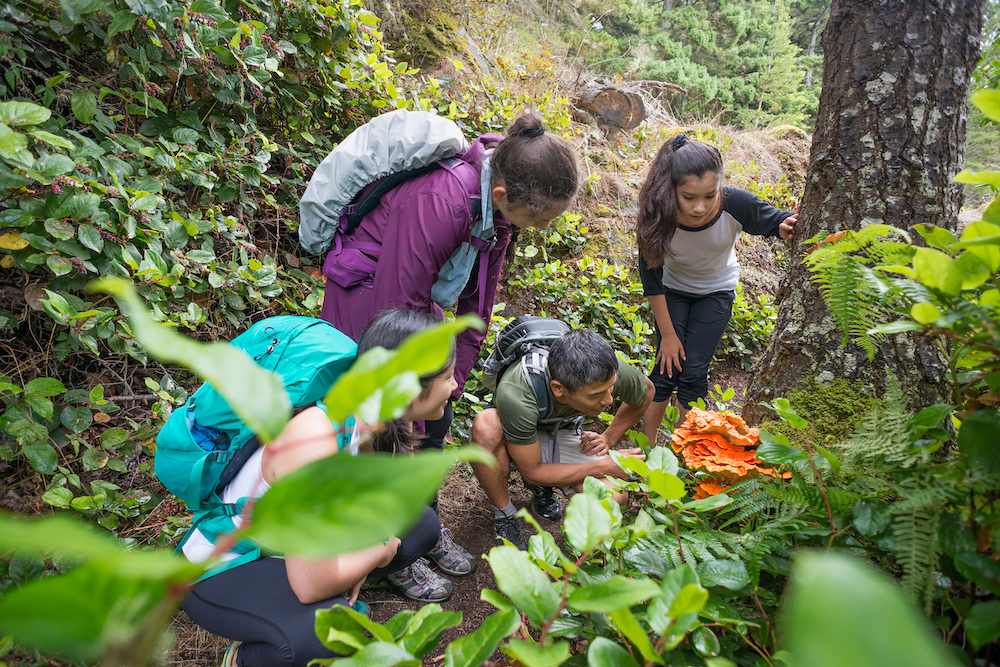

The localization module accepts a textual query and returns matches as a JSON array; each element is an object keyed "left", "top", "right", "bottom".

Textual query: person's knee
[{"left": 471, "top": 409, "right": 505, "bottom": 454}]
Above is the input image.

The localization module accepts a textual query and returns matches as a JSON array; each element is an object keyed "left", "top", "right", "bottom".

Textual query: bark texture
[{"left": 744, "top": 0, "right": 986, "bottom": 423}]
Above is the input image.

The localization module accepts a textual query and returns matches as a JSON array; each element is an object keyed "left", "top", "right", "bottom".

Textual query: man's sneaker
[
  {"left": 529, "top": 485, "right": 563, "bottom": 521},
  {"left": 494, "top": 515, "right": 528, "bottom": 550},
  {"left": 386, "top": 558, "right": 452, "bottom": 603},
  {"left": 427, "top": 526, "right": 477, "bottom": 576}
]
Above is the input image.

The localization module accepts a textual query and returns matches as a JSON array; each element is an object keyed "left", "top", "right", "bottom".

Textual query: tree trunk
[
  {"left": 661, "top": 0, "right": 674, "bottom": 29},
  {"left": 743, "top": 0, "right": 986, "bottom": 423},
  {"left": 804, "top": 10, "right": 823, "bottom": 88}
]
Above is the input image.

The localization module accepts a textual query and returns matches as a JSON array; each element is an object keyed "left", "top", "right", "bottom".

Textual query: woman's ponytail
[{"left": 491, "top": 112, "right": 578, "bottom": 215}]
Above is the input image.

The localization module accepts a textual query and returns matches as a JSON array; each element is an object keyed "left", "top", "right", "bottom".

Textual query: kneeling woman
[{"left": 181, "top": 310, "right": 457, "bottom": 667}]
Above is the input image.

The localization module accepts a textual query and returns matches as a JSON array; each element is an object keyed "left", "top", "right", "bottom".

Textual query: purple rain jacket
[{"left": 318, "top": 134, "right": 511, "bottom": 398}]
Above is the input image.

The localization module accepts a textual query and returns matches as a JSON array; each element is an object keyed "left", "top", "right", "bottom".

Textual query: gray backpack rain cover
[{"left": 298, "top": 109, "right": 471, "bottom": 255}]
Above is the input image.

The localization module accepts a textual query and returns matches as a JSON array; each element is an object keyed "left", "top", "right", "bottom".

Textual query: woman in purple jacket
[{"left": 317, "top": 112, "right": 579, "bottom": 599}]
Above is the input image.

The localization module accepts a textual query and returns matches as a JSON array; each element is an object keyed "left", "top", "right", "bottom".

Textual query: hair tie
[
  {"left": 527, "top": 126, "right": 546, "bottom": 138},
  {"left": 672, "top": 133, "right": 688, "bottom": 150}
]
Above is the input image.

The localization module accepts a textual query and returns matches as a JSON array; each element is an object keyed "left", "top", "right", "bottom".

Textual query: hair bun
[{"left": 672, "top": 133, "right": 688, "bottom": 150}]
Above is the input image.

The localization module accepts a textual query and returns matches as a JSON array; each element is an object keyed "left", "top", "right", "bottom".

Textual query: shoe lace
[
  {"left": 410, "top": 558, "right": 435, "bottom": 586},
  {"left": 436, "top": 527, "right": 465, "bottom": 559}
]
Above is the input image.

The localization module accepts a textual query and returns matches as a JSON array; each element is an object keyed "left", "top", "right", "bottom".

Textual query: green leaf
[
  {"left": 971, "top": 90, "right": 1000, "bottom": 121},
  {"left": 324, "top": 316, "right": 482, "bottom": 424},
  {"left": 0, "top": 557, "right": 198, "bottom": 663},
  {"left": 502, "top": 638, "right": 571, "bottom": 667},
  {"left": 954, "top": 169, "right": 1000, "bottom": 188},
  {"left": 30, "top": 130, "right": 74, "bottom": 149},
  {"left": 47, "top": 255, "right": 73, "bottom": 276},
  {"left": 82, "top": 448, "right": 109, "bottom": 470},
  {"left": 912, "top": 247, "right": 962, "bottom": 295},
  {"left": 955, "top": 250, "right": 990, "bottom": 290},
  {"left": 869, "top": 321, "right": 924, "bottom": 334},
  {"left": 957, "top": 220, "right": 1000, "bottom": 271},
  {"left": 248, "top": 450, "right": 455, "bottom": 558},
  {"left": 608, "top": 609, "right": 662, "bottom": 665},
  {"left": 586, "top": 637, "right": 640, "bottom": 667},
  {"left": 92, "top": 278, "right": 291, "bottom": 444},
  {"left": 42, "top": 486, "right": 73, "bottom": 508},
  {"left": 314, "top": 606, "right": 383, "bottom": 654},
  {"left": 692, "top": 627, "right": 720, "bottom": 657},
  {"left": 913, "top": 224, "right": 958, "bottom": 251},
  {"left": 0, "top": 123, "right": 27, "bottom": 152},
  {"left": 171, "top": 128, "right": 199, "bottom": 146},
  {"left": 444, "top": 609, "right": 519, "bottom": 667},
  {"left": 0, "top": 515, "right": 127, "bottom": 561},
  {"left": 79, "top": 225, "right": 104, "bottom": 253},
  {"left": 55, "top": 193, "right": 101, "bottom": 219},
  {"left": 23, "top": 443, "right": 57, "bottom": 475},
  {"left": 965, "top": 601, "right": 1000, "bottom": 650},
  {"left": 25, "top": 377, "right": 66, "bottom": 397},
  {"left": 107, "top": 10, "right": 137, "bottom": 37},
  {"left": 667, "top": 583, "right": 709, "bottom": 617},
  {"left": 696, "top": 560, "right": 750, "bottom": 592},
  {"left": 60, "top": 405, "right": 92, "bottom": 433},
  {"left": 784, "top": 553, "right": 960, "bottom": 667},
  {"left": 910, "top": 302, "right": 940, "bottom": 325},
  {"left": 34, "top": 154, "right": 76, "bottom": 178},
  {"left": 130, "top": 194, "right": 160, "bottom": 212},
  {"left": 567, "top": 576, "right": 661, "bottom": 613},
  {"left": 564, "top": 493, "right": 613, "bottom": 553},
  {"left": 399, "top": 607, "right": 463, "bottom": 659},
  {"left": 647, "top": 469, "right": 685, "bottom": 500},
  {"left": 0, "top": 101, "right": 51, "bottom": 127},
  {"left": 756, "top": 430, "right": 806, "bottom": 464},
  {"left": 8, "top": 550, "right": 44, "bottom": 585},
  {"left": 318, "top": 641, "right": 418, "bottom": 667},
  {"left": 486, "top": 546, "right": 562, "bottom": 628},
  {"left": 852, "top": 500, "right": 891, "bottom": 537},
  {"left": 957, "top": 409, "right": 1000, "bottom": 474},
  {"left": 644, "top": 446, "right": 679, "bottom": 475}
]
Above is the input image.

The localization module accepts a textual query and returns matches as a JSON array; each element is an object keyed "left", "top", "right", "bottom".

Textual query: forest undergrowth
[{"left": 0, "top": 0, "right": 997, "bottom": 665}]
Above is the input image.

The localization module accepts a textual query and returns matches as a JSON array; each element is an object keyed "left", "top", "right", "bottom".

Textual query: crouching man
[{"left": 470, "top": 329, "right": 655, "bottom": 550}]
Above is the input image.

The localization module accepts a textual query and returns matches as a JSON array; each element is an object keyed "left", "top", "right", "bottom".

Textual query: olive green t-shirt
[{"left": 494, "top": 357, "right": 647, "bottom": 445}]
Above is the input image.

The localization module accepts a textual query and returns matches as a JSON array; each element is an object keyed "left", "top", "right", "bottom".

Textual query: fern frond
[
  {"left": 893, "top": 508, "right": 940, "bottom": 612},
  {"left": 836, "top": 377, "right": 928, "bottom": 469},
  {"left": 808, "top": 256, "right": 886, "bottom": 356},
  {"left": 719, "top": 478, "right": 781, "bottom": 529}
]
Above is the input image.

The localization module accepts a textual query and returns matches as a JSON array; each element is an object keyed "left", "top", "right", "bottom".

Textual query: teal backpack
[{"left": 155, "top": 316, "right": 357, "bottom": 575}]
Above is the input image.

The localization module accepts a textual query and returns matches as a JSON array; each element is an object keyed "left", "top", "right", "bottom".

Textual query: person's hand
[
  {"left": 657, "top": 333, "right": 685, "bottom": 378},
  {"left": 606, "top": 448, "right": 646, "bottom": 478},
  {"left": 378, "top": 537, "right": 401, "bottom": 568},
  {"left": 348, "top": 578, "right": 365, "bottom": 606},
  {"left": 580, "top": 431, "right": 611, "bottom": 457},
  {"left": 779, "top": 204, "right": 799, "bottom": 242}
]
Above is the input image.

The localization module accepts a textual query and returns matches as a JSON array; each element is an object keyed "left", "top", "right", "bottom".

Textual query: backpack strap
[{"left": 521, "top": 347, "right": 554, "bottom": 422}]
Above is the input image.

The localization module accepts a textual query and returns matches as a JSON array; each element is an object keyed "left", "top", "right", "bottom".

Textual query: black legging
[
  {"left": 649, "top": 288, "right": 735, "bottom": 406},
  {"left": 181, "top": 506, "right": 440, "bottom": 667},
  {"left": 420, "top": 401, "right": 453, "bottom": 512}
]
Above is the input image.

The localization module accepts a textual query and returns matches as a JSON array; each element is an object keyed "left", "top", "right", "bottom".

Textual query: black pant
[
  {"left": 420, "top": 401, "right": 453, "bottom": 512},
  {"left": 181, "top": 506, "right": 440, "bottom": 667},
  {"left": 649, "top": 288, "right": 735, "bottom": 406}
]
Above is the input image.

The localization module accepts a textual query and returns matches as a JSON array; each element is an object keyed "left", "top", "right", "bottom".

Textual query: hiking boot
[
  {"left": 494, "top": 515, "right": 528, "bottom": 550},
  {"left": 529, "top": 485, "right": 563, "bottom": 522},
  {"left": 427, "top": 525, "right": 477, "bottom": 576},
  {"left": 386, "top": 558, "right": 452, "bottom": 603}
]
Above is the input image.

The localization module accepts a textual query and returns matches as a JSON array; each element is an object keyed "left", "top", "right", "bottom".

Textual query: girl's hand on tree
[
  {"left": 658, "top": 334, "right": 685, "bottom": 378},
  {"left": 779, "top": 206, "right": 799, "bottom": 242}
]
